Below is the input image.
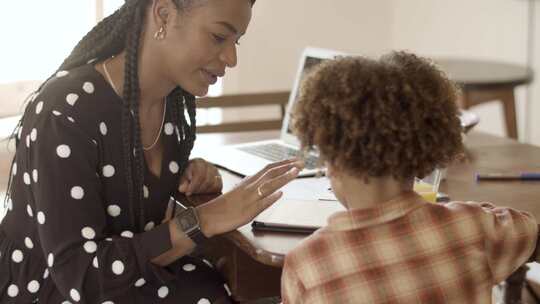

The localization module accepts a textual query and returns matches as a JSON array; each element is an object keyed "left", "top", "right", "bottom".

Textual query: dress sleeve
[
  {"left": 456, "top": 202, "right": 538, "bottom": 283},
  {"left": 28, "top": 113, "right": 175, "bottom": 303}
]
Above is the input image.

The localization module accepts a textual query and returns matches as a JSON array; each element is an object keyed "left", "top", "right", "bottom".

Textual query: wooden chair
[
  {"left": 435, "top": 59, "right": 533, "bottom": 140},
  {"left": 195, "top": 91, "right": 290, "bottom": 133}
]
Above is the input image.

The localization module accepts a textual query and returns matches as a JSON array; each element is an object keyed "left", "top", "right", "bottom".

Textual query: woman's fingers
[
  {"left": 252, "top": 161, "right": 304, "bottom": 189},
  {"left": 258, "top": 167, "right": 300, "bottom": 196},
  {"left": 198, "top": 164, "right": 218, "bottom": 194},
  {"left": 252, "top": 191, "right": 283, "bottom": 215},
  {"left": 245, "top": 158, "right": 301, "bottom": 183}
]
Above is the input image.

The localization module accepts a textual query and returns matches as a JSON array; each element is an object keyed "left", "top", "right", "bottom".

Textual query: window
[{"left": 0, "top": 1, "right": 222, "bottom": 124}]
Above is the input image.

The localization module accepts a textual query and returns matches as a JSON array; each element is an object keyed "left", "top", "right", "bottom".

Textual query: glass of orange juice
[{"left": 414, "top": 169, "right": 442, "bottom": 203}]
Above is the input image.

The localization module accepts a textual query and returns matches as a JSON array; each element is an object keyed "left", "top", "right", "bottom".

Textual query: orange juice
[{"left": 414, "top": 181, "right": 437, "bottom": 203}]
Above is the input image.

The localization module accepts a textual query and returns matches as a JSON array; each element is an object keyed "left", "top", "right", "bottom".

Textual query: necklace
[{"left": 102, "top": 58, "right": 166, "bottom": 151}]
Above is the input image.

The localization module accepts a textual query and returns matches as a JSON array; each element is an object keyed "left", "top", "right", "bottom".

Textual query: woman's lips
[{"left": 201, "top": 69, "right": 218, "bottom": 85}]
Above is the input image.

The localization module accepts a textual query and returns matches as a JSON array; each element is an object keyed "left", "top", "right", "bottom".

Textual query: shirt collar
[{"left": 327, "top": 191, "right": 427, "bottom": 231}]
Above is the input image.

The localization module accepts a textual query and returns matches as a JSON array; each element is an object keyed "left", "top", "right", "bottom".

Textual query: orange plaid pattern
[{"left": 281, "top": 191, "right": 538, "bottom": 303}]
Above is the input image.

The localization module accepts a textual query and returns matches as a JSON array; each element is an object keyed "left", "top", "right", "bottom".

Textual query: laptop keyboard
[{"left": 239, "top": 143, "right": 320, "bottom": 170}]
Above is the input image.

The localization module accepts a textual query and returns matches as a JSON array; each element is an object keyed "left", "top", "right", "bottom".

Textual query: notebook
[{"left": 252, "top": 198, "right": 346, "bottom": 234}]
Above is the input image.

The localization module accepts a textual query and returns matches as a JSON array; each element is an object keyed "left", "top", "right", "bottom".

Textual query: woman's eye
[{"left": 212, "top": 34, "right": 226, "bottom": 44}]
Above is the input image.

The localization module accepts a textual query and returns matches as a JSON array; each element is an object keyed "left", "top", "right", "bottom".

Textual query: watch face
[{"left": 178, "top": 208, "right": 198, "bottom": 233}]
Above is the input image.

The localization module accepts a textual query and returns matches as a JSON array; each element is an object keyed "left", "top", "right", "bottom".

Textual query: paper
[{"left": 255, "top": 199, "right": 346, "bottom": 228}]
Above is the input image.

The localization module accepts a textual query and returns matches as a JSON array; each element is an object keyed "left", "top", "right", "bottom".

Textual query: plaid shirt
[{"left": 281, "top": 191, "right": 538, "bottom": 303}]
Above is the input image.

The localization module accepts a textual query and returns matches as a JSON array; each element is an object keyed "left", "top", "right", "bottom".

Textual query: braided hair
[{"left": 6, "top": 0, "right": 257, "bottom": 230}]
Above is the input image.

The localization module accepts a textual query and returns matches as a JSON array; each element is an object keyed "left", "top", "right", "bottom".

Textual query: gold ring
[{"left": 257, "top": 186, "right": 264, "bottom": 198}]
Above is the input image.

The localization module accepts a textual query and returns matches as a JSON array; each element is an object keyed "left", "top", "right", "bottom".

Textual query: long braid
[{"left": 124, "top": 3, "right": 147, "bottom": 231}]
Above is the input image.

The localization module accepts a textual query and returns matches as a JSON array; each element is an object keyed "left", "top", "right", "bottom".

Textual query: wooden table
[
  {"left": 1, "top": 130, "right": 538, "bottom": 302},
  {"left": 435, "top": 59, "right": 534, "bottom": 139},
  {"left": 191, "top": 130, "right": 540, "bottom": 302}
]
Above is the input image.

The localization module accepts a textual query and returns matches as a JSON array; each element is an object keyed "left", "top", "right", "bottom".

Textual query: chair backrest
[{"left": 195, "top": 91, "right": 290, "bottom": 133}]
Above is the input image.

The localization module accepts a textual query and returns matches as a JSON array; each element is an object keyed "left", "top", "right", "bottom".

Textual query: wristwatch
[{"left": 171, "top": 197, "right": 208, "bottom": 245}]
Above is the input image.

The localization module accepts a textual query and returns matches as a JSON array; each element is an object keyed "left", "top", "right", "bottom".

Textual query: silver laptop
[{"left": 200, "top": 47, "right": 345, "bottom": 177}]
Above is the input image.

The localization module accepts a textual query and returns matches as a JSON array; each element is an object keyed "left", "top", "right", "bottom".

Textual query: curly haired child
[{"left": 281, "top": 52, "right": 538, "bottom": 304}]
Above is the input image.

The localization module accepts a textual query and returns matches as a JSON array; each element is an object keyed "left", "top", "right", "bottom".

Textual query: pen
[{"left": 476, "top": 172, "right": 540, "bottom": 181}]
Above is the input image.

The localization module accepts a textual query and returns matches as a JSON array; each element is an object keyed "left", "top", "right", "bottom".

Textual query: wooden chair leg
[
  {"left": 499, "top": 89, "right": 518, "bottom": 139},
  {"left": 460, "top": 87, "right": 519, "bottom": 140}
]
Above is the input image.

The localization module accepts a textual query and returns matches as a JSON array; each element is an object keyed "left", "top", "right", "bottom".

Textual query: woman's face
[{"left": 152, "top": 0, "right": 252, "bottom": 96}]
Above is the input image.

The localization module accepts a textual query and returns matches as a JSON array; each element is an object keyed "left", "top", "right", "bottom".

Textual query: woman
[{"left": 0, "top": 0, "right": 301, "bottom": 302}]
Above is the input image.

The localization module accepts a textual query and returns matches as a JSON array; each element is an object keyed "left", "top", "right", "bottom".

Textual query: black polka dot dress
[{"left": 0, "top": 64, "right": 232, "bottom": 303}]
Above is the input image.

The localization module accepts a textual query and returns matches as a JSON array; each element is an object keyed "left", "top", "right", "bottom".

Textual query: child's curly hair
[{"left": 292, "top": 51, "right": 464, "bottom": 180}]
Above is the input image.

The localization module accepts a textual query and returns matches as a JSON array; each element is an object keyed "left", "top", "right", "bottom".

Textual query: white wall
[
  {"left": 224, "top": 0, "right": 540, "bottom": 145},
  {"left": 224, "top": 0, "right": 395, "bottom": 94},
  {"left": 389, "top": 0, "right": 540, "bottom": 143}
]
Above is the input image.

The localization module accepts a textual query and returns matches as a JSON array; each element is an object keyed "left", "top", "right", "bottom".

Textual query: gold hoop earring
[{"left": 154, "top": 26, "right": 166, "bottom": 40}]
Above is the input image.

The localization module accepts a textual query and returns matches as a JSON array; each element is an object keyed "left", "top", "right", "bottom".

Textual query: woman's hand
[
  {"left": 195, "top": 159, "right": 304, "bottom": 237},
  {"left": 178, "top": 158, "right": 223, "bottom": 196}
]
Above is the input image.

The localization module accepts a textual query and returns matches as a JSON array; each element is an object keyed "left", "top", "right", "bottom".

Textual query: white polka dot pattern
[
  {"left": 12, "top": 250, "right": 23, "bottom": 263},
  {"left": 57, "top": 145, "right": 71, "bottom": 158},
  {"left": 135, "top": 278, "right": 146, "bottom": 287},
  {"left": 121, "top": 231, "right": 134, "bottom": 238},
  {"left": 182, "top": 263, "right": 196, "bottom": 272},
  {"left": 100, "top": 122, "right": 108, "bottom": 135},
  {"left": 102, "top": 165, "right": 115, "bottom": 177},
  {"left": 71, "top": 186, "right": 85, "bottom": 199},
  {"left": 144, "top": 222, "right": 155, "bottom": 231},
  {"left": 169, "top": 161, "right": 179, "bottom": 174},
  {"left": 35, "top": 101, "right": 43, "bottom": 114},
  {"left": 30, "top": 128, "right": 37, "bottom": 141},
  {"left": 157, "top": 286, "right": 169, "bottom": 298},
  {"left": 83, "top": 82, "right": 95, "bottom": 94},
  {"left": 37, "top": 211, "right": 46, "bottom": 224},
  {"left": 164, "top": 123, "right": 174, "bottom": 135},
  {"left": 47, "top": 253, "right": 54, "bottom": 267},
  {"left": 112, "top": 260, "right": 124, "bottom": 275},
  {"left": 7, "top": 284, "right": 18, "bottom": 297},
  {"left": 56, "top": 70, "right": 69, "bottom": 77},
  {"left": 24, "top": 237, "right": 34, "bottom": 249},
  {"left": 82, "top": 227, "right": 96, "bottom": 239},
  {"left": 70, "top": 288, "right": 81, "bottom": 302},
  {"left": 143, "top": 185, "right": 149, "bottom": 199},
  {"left": 84, "top": 241, "right": 97, "bottom": 254},
  {"left": 27, "top": 280, "right": 40, "bottom": 293},
  {"left": 66, "top": 93, "right": 79, "bottom": 106},
  {"left": 23, "top": 172, "right": 31, "bottom": 185},
  {"left": 107, "top": 205, "right": 121, "bottom": 217}
]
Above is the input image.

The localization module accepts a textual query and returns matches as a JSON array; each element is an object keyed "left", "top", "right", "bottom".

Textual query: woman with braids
[
  {"left": 0, "top": 0, "right": 301, "bottom": 302},
  {"left": 281, "top": 53, "right": 538, "bottom": 303}
]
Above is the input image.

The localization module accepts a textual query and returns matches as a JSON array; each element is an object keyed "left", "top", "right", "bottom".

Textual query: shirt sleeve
[
  {"left": 457, "top": 201, "right": 538, "bottom": 283},
  {"left": 281, "top": 254, "right": 306, "bottom": 304},
  {"left": 28, "top": 113, "right": 175, "bottom": 303}
]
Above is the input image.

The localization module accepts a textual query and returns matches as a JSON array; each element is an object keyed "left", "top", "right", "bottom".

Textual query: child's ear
[{"left": 326, "top": 162, "right": 337, "bottom": 178}]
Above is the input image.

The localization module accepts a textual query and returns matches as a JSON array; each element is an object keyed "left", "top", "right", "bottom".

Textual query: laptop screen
[{"left": 285, "top": 56, "right": 329, "bottom": 136}]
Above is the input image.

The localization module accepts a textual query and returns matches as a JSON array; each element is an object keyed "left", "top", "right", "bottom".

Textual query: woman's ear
[{"left": 151, "top": 0, "right": 173, "bottom": 28}]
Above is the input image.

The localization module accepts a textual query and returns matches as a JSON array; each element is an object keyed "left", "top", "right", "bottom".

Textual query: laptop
[{"left": 200, "top": 47, "right": 345, "bottom": 177}]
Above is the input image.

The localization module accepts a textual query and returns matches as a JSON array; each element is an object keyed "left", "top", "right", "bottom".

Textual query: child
[{"left": 281, "top": 52, "right": 538, "bottom": 303}]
